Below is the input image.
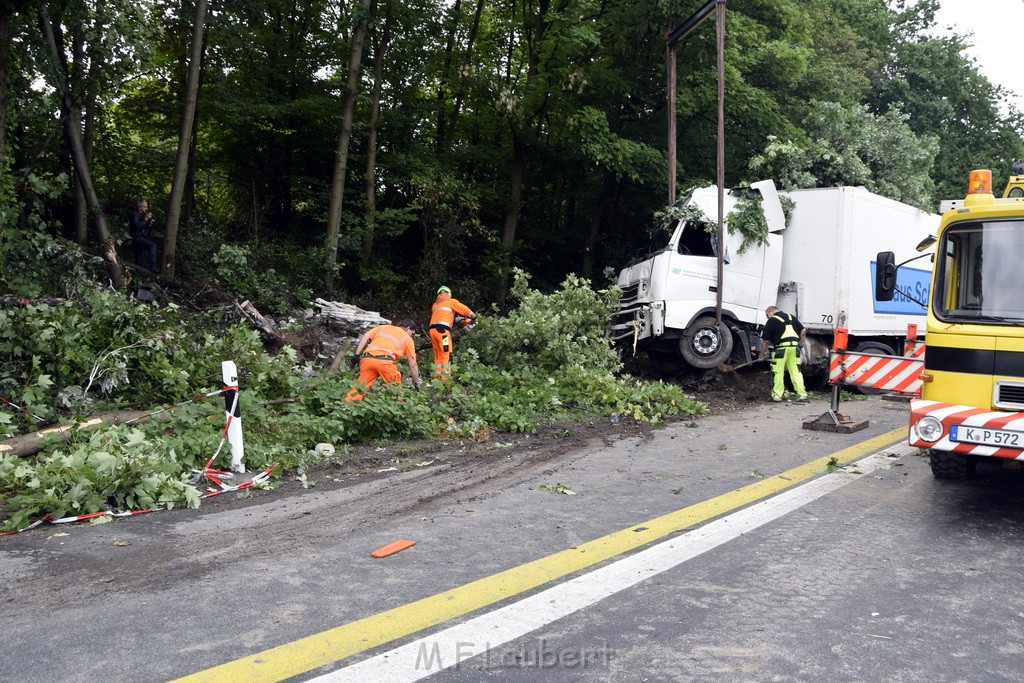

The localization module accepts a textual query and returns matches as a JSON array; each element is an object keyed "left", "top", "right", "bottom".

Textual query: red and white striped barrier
[
  {"left": 909, "top": 399, "right": 1024, "bottom": 459},
  {"left": 805, "top": 325, "right": 926, "bottom": 433},
  {"left": 828, "top": 325, "right": 925, "bottom": 395}
]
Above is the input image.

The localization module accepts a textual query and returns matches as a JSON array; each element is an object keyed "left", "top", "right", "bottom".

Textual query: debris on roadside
[
  {"left": 538, "top": 484, "right": 576, "bottom": 495},
  {"left": 370, "top": 538, "right": 416, "bottom": 558}
]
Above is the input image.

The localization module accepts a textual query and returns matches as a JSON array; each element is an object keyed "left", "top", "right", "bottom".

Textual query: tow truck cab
[{"left": 876, "top": 167, "right": 1024, "bottom": 478}]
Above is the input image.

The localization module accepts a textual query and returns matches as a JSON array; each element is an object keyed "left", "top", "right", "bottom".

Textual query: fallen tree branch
[
  {"left": 237, "top": 300, "right": 285, "bottom": 346},
  {"left": 0, "top": 410, "right": 150, "bottom": 457}
]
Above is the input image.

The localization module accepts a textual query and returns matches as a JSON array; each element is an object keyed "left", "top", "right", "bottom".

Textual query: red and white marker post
[{"left": 222, "top": 360, "right": 245, "bottom": 473}]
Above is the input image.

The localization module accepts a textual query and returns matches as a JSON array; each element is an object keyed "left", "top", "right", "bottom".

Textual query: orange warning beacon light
[
  {"left": 967, "top": 169, "right": 993, "bottom": 195},
  {"left": 370, "top": 539, "right": 416, "bottom": 558}
]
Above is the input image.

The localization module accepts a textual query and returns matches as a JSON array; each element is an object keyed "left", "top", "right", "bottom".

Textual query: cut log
[
  {"left": 0, "top": 410, "right": 149, "bottom": 457},
  {"left": 238, "top": 300, "right": 285, "bottom": 346},
  {"left": 314, "top": 298, "right": 390, "bottom": 334}
]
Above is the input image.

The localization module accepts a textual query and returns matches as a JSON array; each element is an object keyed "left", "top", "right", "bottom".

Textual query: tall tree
[
  {"left": 162, "top": 0, "right": 208, "bottom": 281},
  {"left": 0, "top": 7, "right": 11, "bottom": 166},
  {"left": 869, "top": 0, "right": 1024, "bottom": 199},
  {"left": 37, "top": 4, "right": 125, "bottom": 288},
  {"left": 325, "top": 0, "right": 372, "bottom": 290},
  {"left": 361, "top": 0, "right": 393, "bottom": 270}
]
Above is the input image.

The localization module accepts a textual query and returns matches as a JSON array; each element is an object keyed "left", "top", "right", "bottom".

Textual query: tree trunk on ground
[
  {"left": 361, "top": 0, "right": 393, "bottom": 270},
  {"left": 324, "top": 0, "right": 372, "bottom": 289},
  {"left": 162, "top": 0, "right": 208, "bottom": 282},
  {"left": 38, "top": 6, "right": 125, "bottom": 289},
  {"left": 1, "top": 410, "right": 154, "bottom": 457}
]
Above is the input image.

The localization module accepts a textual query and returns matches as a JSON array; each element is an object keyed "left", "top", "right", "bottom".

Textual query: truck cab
[
  {"left": 609, "top": 180, "right": 786, "bottom": 368},
  {"left": 877, "top": 168, "right": 1024, "bottom": 477},
  {"left": 613, "top": 180, "right": 936, "bottom": 373}
]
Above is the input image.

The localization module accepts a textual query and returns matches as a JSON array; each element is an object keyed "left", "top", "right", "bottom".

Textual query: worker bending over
[
  {"left": 345, "top": 320, "right": 421, "bottom": 402},
  {"left": 428, "top": 285, "right": 476, "bottom": 379},
  {"left": 759, "top": 305, "right": 808, "bottom": 403}
]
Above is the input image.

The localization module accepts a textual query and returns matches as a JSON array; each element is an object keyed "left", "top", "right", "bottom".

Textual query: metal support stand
[{"left": 803, "top": 384, "right": 868, "bottom": 433}]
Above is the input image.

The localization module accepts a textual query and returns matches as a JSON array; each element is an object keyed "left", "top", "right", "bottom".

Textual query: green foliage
[
  {"left": 0, "top": 175, "right": 105, "bottom": 299},
  {"left": 654, "top": 201, "right": 712, "bottom": 237},
  {"left": 748, "top": 103, "right": 939, "bottom": 211},
  {"left": 0, "top": 288, "right": 294, "bottom": 426},
  {"left": 467, "top": 270, "right": 622, "bottom": 374},
  {"left": 726, "top": 195, "right": 770, "bottom": 255},
  {"left": 0, "top": 426, "right": 201, "bottom": 532},
  {"left": 212, "top": 243, "right": 309, "bottom": 315},
  {"left": 655, "top": 187, "right": 777, "bottom": 255},
  {"left": 0, "top": 267, "right": 707, "bottom": 528},
  {"left": 569, "top": 107, "right": 663, "bottom": 183}
]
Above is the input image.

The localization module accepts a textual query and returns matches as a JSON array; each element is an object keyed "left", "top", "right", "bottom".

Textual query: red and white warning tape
[
  {"left": 122, "top": 386, "right": 231, "bottom": 425},
  {"left": 0, "top": 517, "right": 50, "bottom": 536},
  {"left": 49, "top": 508, "right": 157, "bottom": 525},
  {"left": 189, "top": 386, "right": 239, "bottom": 486},
  {"left": 0, "top": 395, "right": 47, "bottom": 423},
  {"left": 200, "top": 463, "right": 279, "bottom": 498},
  {"left": 1, "top": 464, "right": 279, "bottom": 535},
  {"left": 1, "top": 383, "right": 273, "bottom": 537}
]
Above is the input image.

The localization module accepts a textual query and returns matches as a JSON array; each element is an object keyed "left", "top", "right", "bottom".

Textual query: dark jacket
[{"left": 130, "top": 210, "right": 154, "bottom": 239}]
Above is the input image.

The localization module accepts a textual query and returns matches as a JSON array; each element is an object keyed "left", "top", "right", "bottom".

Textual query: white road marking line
[{"left": 312, "top": 446, "right": 910, "bottom": 682}]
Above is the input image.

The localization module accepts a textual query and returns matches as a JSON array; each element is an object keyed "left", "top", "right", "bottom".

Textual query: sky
[{"left": 932, "top": 0, "right": 1024, "bottom": 111}]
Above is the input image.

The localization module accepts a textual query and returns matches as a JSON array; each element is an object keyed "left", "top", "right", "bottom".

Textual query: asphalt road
[{"left": 3, "top": 393, "right": 1024, "bottom": 682}]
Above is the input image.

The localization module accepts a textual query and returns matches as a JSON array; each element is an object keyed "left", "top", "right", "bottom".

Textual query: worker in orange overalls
[
  {"left": 429, "top": 286, "right": 476, "bottom": 379},
  {"left": 345, "top": 320, "right": 422, "bottom": 402}
]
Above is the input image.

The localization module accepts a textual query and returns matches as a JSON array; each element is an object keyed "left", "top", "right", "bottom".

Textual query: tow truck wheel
[
  {"left": 928, "top": 450, "right": 977, "bottom": 479},
  {"left": 679, "top": 316, "right": 734, "bottom": 369}
]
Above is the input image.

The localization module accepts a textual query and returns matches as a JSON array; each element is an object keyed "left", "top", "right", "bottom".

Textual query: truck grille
[
  {"left": 618, "top": 282, "right": 641, "bottom": 307},
  {"left": 609, "top": 306, "right": 645, "bottom": 341},
  {"left": 995, "top": 382, "right": 1024, "bottom": 410}
]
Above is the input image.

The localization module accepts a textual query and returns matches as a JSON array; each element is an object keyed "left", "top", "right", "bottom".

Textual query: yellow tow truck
[{"left": 876, "top": 163, "right": 1024, "bottom": 477}]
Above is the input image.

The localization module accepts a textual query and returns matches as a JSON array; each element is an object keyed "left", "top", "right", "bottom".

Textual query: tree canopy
[{"left": 2, "top": 0, "right": 1022, "bottom": 310}]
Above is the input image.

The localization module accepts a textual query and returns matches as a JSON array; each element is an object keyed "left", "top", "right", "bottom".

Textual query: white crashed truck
[{"left": 609, "top": 180, "right": 939, "bottom": 372}]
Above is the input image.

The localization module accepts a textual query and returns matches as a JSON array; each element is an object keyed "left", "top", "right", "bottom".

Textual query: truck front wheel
[
  {"left": 928, "top": 450, "right": 977, "bottom": 479},
  {"left": 680, "top": 316, "right": 734, "bottom": 369}
]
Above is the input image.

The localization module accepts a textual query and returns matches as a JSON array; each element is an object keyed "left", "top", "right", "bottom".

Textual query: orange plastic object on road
[{"left": 370, "top": 539, "right": 417, "bottom": 558}]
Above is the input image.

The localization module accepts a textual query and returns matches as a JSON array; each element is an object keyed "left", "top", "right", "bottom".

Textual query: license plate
[{"left": 950, "top": 424, "right": 1023, "bottom": 448}]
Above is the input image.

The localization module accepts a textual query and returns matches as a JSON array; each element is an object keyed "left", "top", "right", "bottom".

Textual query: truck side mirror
[{"left": 875, "top": 251, "right": 896, "bottom": 301}]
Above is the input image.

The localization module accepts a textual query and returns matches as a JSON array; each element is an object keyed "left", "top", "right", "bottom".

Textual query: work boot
[
  {"left": 796, "top": 394, "right": 809, "bottom": 403},
  {"left": 771, "top": 394, "right": 783, "bottom": 402}
]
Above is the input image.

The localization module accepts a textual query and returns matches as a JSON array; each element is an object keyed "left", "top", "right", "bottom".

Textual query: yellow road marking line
[{"left": 173, "top": 428, "right": 905, "bottom": 683}]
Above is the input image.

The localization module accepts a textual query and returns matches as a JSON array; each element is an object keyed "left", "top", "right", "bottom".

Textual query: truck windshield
[{"left": 934, "top": 219, "right": 1024, "bottom": 324}]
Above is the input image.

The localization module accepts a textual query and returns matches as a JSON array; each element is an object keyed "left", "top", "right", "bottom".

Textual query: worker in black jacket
[
  {"left": 759, "top": 305, "right": 808, "bottom": 402},
  {"left": 130, "top": 199, "right": 158, "bottom": 273}
]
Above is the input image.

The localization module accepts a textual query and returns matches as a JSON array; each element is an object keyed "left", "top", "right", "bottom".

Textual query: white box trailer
[{"left": 609, "top": 181, "right": 939, "bottom": 371}]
